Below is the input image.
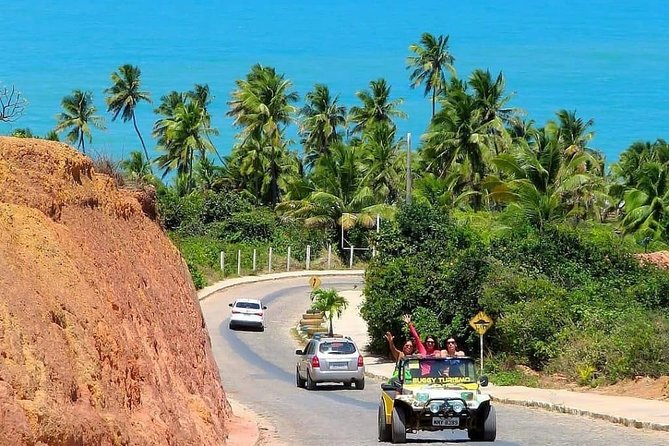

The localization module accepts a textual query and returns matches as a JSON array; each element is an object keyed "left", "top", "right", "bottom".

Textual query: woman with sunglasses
[
  {"left": 401, "top": 314, "right": 439, "bottom": 357},
  {"left": 440, "top": 336, "right": 465, "bottom": 357},
  {"left": 384, "top": 331, "right": 415, "bottom": 362}
]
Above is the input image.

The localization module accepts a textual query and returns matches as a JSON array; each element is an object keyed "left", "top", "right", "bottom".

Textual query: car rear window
[
  {"left": 235, "top": 302, "right": 261, "bottom": 309},
  {"left": 319, "top": 341, "right": 356, "bottom": 354}
]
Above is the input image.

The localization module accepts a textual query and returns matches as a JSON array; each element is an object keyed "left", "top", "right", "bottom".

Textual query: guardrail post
[
  {"left": 349, "top": 245, "right": 354, "bottom": 269},
  {"left": 287, "top": 246, "right": 291, "bottom": 271},
  {"left": 220, "top": 251, "right": 225, "bottom": 276},
  {"left": 306, "top": 245, "right": 311, "bottom": 270},
  {"left": 237, "top": 249, "right": 241, "bottom": 276},
  {"left": 268, "top": 247, "right": 273, "bottom": 273},
  {"left": 253, "top": 248, "right": 257, "bottom": 271},
  {"left": 327, "top": 244, "right": 332, "bottom": 269}
]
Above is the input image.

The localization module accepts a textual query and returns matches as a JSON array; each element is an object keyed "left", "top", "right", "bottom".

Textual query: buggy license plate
[
  {"left": 432, "top": 417, "right": 459, "bottom": 427},
  {"left": 330, "top": 362, "right": 348, "bottom": 370}
]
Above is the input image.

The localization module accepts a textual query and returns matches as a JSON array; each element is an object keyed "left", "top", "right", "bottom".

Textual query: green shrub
[{"left": 186, "top": 259, "right": 207, "bottom": 290}]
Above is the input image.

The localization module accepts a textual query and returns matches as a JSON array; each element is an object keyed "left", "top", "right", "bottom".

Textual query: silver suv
[{"left": 295, "top": 336, "right": 365, "bottom": 390}]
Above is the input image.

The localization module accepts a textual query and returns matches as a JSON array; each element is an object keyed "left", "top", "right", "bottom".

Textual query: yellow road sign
[
  {"left": 309, "top": 276, "right": 321, "bottom": 289},
  {"left": 469, "top": 311, "right": 493, "bottom": 335}
]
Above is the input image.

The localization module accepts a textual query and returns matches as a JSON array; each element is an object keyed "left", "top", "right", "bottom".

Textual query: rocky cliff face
[{"left": 0, "top": 137, "right": 231, "bottom": 445}]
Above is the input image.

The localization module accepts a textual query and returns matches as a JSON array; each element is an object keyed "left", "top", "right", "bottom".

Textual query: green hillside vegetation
[{"left": 361, "top": 202, "right": 669, "bottom": 384}]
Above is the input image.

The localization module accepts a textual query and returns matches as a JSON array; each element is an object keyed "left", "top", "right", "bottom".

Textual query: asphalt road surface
[{"left": 200, "top": 276, "right": 669, "bottom": 446}]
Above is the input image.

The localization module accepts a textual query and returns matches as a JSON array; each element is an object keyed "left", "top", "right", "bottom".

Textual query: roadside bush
[
  {"left": 362, "top": 203, "right": 486, "bottom": 354},
  {"left": 186, "top": 259, "right": 207, "bottom": 290},
  {"left": 227, "top": 208, "right": 276, "bottom": 243},
  {"left": 494, "top": 295, "right": 573, "bottom": 369},
  {"left": 549, "top": 308, "right": 669, "bottom": 382}
]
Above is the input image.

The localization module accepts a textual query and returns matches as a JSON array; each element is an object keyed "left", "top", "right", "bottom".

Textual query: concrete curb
[
  {"left": 490, "top": 397, "right": 669, "bottom": 432},
  {"left": 197, "top": 270, "right": 365, "bottom": 301}
]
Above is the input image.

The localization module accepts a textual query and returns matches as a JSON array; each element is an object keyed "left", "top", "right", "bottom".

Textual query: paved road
[{"left": 200, "top": 276, "right": 669, "bottom": 446}]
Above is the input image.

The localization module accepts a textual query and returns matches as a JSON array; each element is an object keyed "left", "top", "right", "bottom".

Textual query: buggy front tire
[
  {"left": 391, "top": 406, "right": 407, "bottom": 443},
  {"left": 377, "top": 403, "right": 391, "bottom": 442}
]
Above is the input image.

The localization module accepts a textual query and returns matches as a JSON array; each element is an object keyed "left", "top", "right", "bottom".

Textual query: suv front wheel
[{"left": 296, "top": 368, "right": 306, "bottom": 388}]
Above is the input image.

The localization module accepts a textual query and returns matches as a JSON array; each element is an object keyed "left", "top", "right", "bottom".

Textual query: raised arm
[
  {"left": 402, "top": 314, "right": 426, "bottom": 356},
  {"left": 385, "top": 331, "right": 401, "bottom": 362}
]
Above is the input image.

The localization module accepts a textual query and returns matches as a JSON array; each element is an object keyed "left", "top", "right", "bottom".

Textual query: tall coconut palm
[
  {"left": 421, "top": 83, "right": 491, "bottom": 209},
  {"left": 154, "top": 99, "right": 218, "bottom": 193},
  {"left": 407, "top": 32, "right": 456, "bottom": 118},
  {"left": 105, "top": 64, "right": 152, "bottom": 162},
  {"left": 299, "top": 84, "right": 347, "bottom": 167},
  {"left": 550, "top": 109, "right": 596, "bottom": 160},
  {"left": 310, "top": 288, "right": 349, "bottom": 336},
  {"left": 348, "top": 78, "right": 406, "bottom": 135},
  {"left": 55, "top": 90, "right": 106, "bottom": 153},
  {"left": 469, "top": 69, "right": 513, "bottom": 125},
  {"left": 360, "top": 122, "right": 404, "bottom": 204},
  {"left": 227, "top": 64, "right": 299, "bottom": 205}
]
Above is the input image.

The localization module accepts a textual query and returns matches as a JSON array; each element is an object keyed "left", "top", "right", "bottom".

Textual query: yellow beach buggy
[{"left": 378, "top": 356, "right": 496, "bottom": 443}]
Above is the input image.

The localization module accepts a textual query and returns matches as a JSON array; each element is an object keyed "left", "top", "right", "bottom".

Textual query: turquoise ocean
[{"left": 3, "top": 1, "right": 668, "bottom": 166}]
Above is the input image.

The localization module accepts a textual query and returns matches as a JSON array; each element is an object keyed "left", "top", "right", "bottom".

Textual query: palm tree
[
  {"left": 469, "top": 69, "right": 513, "bottom": 125},
  {"left": 360, "top": 122, "right": 404, "bottom": 204},
  {"left": 120, "top": 150, "right": 152, "bottom": 183},
  {"left": 550, "top": 109, "right": 596, "bottom": 161},
  {"left": 105, "top": 64, "right": 152, "bottom": 162},
  {"left": 299, "top": 84, "right": 347, "bottom": 167},
  {"left": 421, "top": 83, "right": 492, "bottom": 209},
  {"left": 55, "top": 90, "right": 106, "bottom": 153},
  {"left": 154, "top": 99, "right": 218, "bottom": 193},
  {"left": 227, "top": 64, "right": 299, "bottom": 205},
  {"left": 621, "top": 161, "right": 669, "bottom": 241},
  {"left": 483, "top": 128, "right": 604, "bottom": 228},
  {"left": 348, "top": 78, "right": 406, "bottom": 135},
  {"left": 407, "top": 32, "right": 456, "bottom": 118},
  {"left": 276, "top": 142, "right": 395, "bottom": 247},
  {"left": 310, "top": 288, "right": 349, "bottom": 336}
]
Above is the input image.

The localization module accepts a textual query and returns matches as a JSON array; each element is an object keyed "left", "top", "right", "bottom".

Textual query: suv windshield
[
  {"left": 235, "top": 302, "right": 261, "bottom": 309},
  {"left": 402, "top": 358, "right": 478, "bottom": 384},
  {"left": 319, "top": 341, "right": 356, "bottom": 354}
]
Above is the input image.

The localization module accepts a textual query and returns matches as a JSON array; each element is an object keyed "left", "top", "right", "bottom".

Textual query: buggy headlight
[
  {"left": 428, "top": 400, "right": 444, "bottom": 414},
  {"left": 449, "top": 400, "right": 465, "bottom": 413},
  {"left": 415, "top": 392, "right": 429, "bottom": 403}
]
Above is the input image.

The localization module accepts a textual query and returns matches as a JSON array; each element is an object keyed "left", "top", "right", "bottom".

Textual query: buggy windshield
[{"left": 400, "top": 357, "right": 478, "bottom": 384}]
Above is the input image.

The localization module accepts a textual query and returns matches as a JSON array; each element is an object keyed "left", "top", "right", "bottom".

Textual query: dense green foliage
[
  {"left": 362, "top": 202, "right": 669, "bottom": 382},
  {"left": 10, "top": 34, "right": 669, "bottom": 384},
  {"left": 157, "top": 187, "right": 335, "bottom": 282}
]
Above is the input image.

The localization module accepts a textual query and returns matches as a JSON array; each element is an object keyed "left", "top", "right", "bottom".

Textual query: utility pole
[{"left": 405, "top": 132, "right": 412, "bottom": 204}]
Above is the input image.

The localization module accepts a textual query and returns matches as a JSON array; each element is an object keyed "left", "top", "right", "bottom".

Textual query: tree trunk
[{"left": 132, "top": 113, "right": 152, "bottom": 172}]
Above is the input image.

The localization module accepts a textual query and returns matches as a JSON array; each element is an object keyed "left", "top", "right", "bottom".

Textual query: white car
[{"left": 228, "top": 298, "right": 267, "bottom": 331}]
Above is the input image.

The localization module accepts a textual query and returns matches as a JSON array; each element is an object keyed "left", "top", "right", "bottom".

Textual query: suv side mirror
[
  {"left": 295, "top": 349, "right": 303, "bottom": 355},
  {"left": 228, "top": 303, "right": 233, "bottom": 307},
  {"left": 479, "top": 375, "right": 489, "bottom": 387},
  {"left": 263, "top": 306, "right": 268, "bottom": 310}
]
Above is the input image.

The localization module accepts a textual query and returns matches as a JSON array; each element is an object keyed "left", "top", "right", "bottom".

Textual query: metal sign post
[{"left": 469, "top": 311, "right": 494, "bottom": 376}]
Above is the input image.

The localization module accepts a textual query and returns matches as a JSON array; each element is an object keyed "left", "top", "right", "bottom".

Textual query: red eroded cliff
[{"left": 0, "top": 137, "right": 231, "bottom": 445}]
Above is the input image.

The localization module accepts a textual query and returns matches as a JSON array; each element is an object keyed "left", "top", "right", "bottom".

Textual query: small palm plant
[{"left": 310, "top": 288, "right": 349, "bottom": 336}]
